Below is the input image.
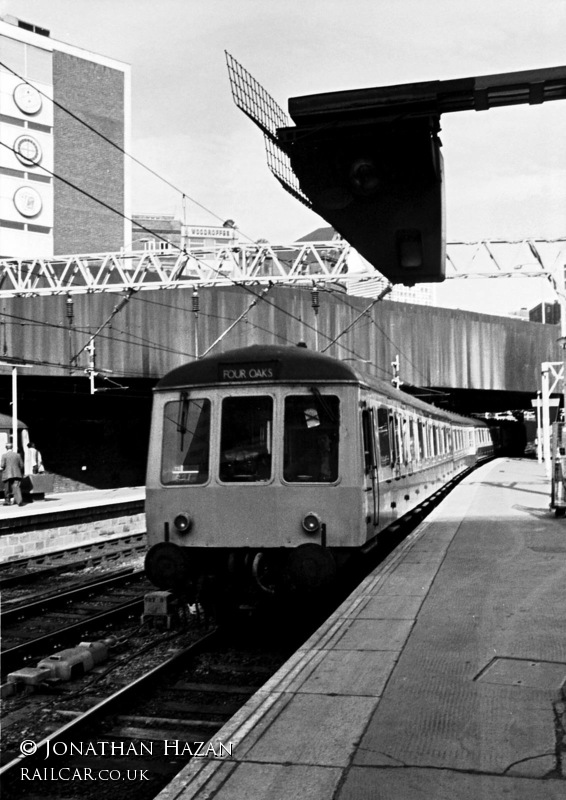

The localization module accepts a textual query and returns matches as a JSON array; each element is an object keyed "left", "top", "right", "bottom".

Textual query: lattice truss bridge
[{"left": 0, "top": 238, "right": 564, "bottom": 298}]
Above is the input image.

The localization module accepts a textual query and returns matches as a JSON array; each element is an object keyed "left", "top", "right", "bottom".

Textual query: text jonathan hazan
[{"left": 41, "top": 739, "right": 233, "bottom": 759}]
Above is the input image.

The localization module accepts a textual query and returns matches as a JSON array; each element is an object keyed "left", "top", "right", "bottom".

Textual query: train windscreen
[
  {"left": 161, "top": 396, "right": 211, "bottom": 484},
  {"left": 219, "top": 396, "right": 273, "bottom": 482}
]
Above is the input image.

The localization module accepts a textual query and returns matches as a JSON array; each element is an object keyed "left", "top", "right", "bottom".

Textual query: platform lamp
[{"left": 0, "top": 359, "right": 33, "bottom": 450}]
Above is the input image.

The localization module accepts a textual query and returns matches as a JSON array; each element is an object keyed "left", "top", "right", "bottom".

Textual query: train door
[{"left": 362, "top": 407, "right": 379, "bottom": 526}]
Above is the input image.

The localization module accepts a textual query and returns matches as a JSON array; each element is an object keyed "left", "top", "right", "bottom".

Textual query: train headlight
[
  {"left": 173, "top": 513, "right": 192, "bottom": 533},
  {"left": 302, "top": 512, "right": 321, "bottom": 534}
]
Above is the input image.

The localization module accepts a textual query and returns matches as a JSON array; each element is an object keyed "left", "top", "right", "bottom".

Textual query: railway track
[
  {"left": 0, "top": 465, "right": 484, "bottom": 798},
  {"left": 1, "top": 570, "right": 150, "bottom": 675},
  {"left": 0, "top": 533, "right": 147, "bottom": 590},
  {"left": 0, "top": 614, "right": 301, "bottom": 800}
]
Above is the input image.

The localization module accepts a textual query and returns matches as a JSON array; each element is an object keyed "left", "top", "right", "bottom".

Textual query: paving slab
[{"left": 339, "top": 767, "right": 565, "bottom": 800}]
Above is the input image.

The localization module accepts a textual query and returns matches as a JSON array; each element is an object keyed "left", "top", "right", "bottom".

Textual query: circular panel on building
[
  {"left": 14, "top": 135, "right": 42, "bottom": 167},
  {"left": 13, "top": 186, "right": 43, "bottom": 218},
  {"left": 13, "top": 83, "right": 43, "bottom": 115}
]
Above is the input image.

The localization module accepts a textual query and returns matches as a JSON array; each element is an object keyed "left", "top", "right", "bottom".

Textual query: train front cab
[{"left": 145, "top": 378, "right": 366, "bottom": 598}]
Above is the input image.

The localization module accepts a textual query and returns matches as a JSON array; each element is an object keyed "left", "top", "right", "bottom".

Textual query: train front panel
[{"left": 145, "top": 382, "right": 366, "bottom": 596}]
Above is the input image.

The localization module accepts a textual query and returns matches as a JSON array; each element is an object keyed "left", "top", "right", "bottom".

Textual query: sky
[{"left": 1, "top": 0, "right": 565, "bottom": 315}]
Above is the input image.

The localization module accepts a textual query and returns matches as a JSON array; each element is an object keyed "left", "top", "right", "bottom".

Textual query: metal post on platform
[
  {"left": 541, "top": 362, "right": 563, "bottom": 477},
  {"left": 66, "top": 295, "right": 74, "bottom": 374},
  {"left": 0, "top": 361, "right": 32, "bottom": 450},
  {"left": 560, "top": 264, "right": 566, "bottom": 418},
  {"left": 11, "top": 366, "right": 17, "bottom": 447},
  {"left": 535, "top": 390, "right": 543, "bottom": 463},
  {"left": 541, "top": 362, "right": 550, "bottom": 478}
]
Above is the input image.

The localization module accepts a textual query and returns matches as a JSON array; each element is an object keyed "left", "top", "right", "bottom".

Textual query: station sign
[
  {"left": 218, "top": 361, "right": 279, "bottom": 382},
  {"left": 184, "top": 226, "right": 237, "bottom": 239}
]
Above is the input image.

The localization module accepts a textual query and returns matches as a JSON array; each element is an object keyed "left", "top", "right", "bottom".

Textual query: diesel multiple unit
[{"left": 144, "top": 344, "right": 497, "bottom": 604}]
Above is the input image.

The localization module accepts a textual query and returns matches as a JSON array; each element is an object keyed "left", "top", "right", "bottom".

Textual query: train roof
[
  {"left": 156, "top": 344, "right": 359, "bottom": 388},
  {"left": 156, "top": 344, "right": 485, "bottom": 428}
]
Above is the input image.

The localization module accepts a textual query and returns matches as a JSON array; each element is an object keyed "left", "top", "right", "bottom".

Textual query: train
[{"left": 144, "top": 343, "right": 506, "bottom": 606}]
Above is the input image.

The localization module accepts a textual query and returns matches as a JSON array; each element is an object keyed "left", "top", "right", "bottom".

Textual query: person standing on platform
[
  {"left": 25, "top": 442, "right": 44, "bottom": 475},
  {"left": 1, "top": 443, "right": 24, "bottom": 506}
]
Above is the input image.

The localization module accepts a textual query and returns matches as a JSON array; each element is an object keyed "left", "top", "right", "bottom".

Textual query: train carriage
[{"left": 145, "top": 344, "right": 494, "bottom": 602}]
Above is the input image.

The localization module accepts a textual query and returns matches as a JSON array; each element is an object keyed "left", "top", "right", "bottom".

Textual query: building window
[
  {"left": 0, "top": 36, "right": 52, "bottom": 84},
  {"left": 26, "top": 43, "right": 52, "bottom": 84},
  {"left": 0, "top": 36, "right": 26, "bottom": 75},
  {"left": 0, "top": 219, "right": 25, "bottom": 230}
]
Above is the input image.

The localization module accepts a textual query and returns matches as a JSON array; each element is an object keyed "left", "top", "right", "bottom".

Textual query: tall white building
[{"left": 0, "top": 14, "right": 130, "bottom": 258}]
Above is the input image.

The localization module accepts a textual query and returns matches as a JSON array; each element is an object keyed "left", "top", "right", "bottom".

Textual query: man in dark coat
[{"left": 1, "top": 443, "right": 24, "bottom": 506}]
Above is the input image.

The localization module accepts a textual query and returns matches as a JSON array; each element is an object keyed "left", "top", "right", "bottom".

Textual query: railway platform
[
  {"left": 157, "top": 457, "right": 566, "bottom": 800},
  {"left": 0, "top": 486, "right": 145, "bottom": 562}
]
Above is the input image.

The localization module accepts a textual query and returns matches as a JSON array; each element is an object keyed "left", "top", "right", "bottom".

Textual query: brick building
[{"left": 0, "top": 14, "right": 130, "bottom": 258}]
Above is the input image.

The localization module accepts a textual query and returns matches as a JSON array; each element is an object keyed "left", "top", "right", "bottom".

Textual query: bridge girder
[{"left": 0, "top": 238, "right": 564, "bottom": 298}]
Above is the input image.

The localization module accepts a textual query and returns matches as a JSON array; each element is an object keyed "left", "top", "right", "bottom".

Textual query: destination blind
[{"left": 218, "top": 361, "right": 280, "bottom": 382}]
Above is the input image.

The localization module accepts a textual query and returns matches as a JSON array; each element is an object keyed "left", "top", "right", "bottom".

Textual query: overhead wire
[
  {"left": 0, "top": 134, "right": 370, "bottom": 361},
  {"left": 0, "top": 62, "right": 356, "bottom": 339},
  {"left": 0, "top": 309, "right": 198, "bottom": 362},
  {"left": 0, "top": 60, "right": 242, "bottom": 236},
  {"left": 0, "top": 64, "right": 392, "bottom": 368},
  {"left": 0, "top": 287, "right": 303, "bottom": 368},
  {"left": 328, "top": 285, "right": 443, "bottom": 388},
  {"left": 3, "top": 57, "right": 562, "bottom": 390},
  {"left": 0, "top": 63, "right": 384, "bottom": 365}
]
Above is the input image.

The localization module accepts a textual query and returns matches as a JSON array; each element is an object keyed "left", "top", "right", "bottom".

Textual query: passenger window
[
  {"left": 220, "top": 396, "right": 272, "bottom": 482},
  {"left": 362, "top": 409, "right": 375, "bottom": 473},
  {"left": 413, "top": 419, "right": 421, "bottom": 461},
  {"left": 377, "top": 407, "right": 391, "bottom": 466},
  {"left": 161, "top": 396, "right": 211, "bottom": 484},
  {"left": 389, "top": 412, "right": 398, "bottom": 467},
  {"left": 418, "top": 420, "right": 425, "bottom": 459},
  {"left": 397, "top": 414, "right": 408, "bottom": 464},
  {"left": 284, "top": 395, "right": 339, "bottom": 482},
  {"left": 404, "top": 417, "right": 413, "bottom": 461}
]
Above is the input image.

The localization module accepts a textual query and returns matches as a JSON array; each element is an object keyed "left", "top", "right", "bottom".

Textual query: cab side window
[{"left": 284, "top": 395, "right": 340, "bottom": 483}]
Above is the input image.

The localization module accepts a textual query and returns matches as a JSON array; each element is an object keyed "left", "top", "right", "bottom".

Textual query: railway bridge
[{"left": 0, "top": 244, "right": 563, "bottom": 491}]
